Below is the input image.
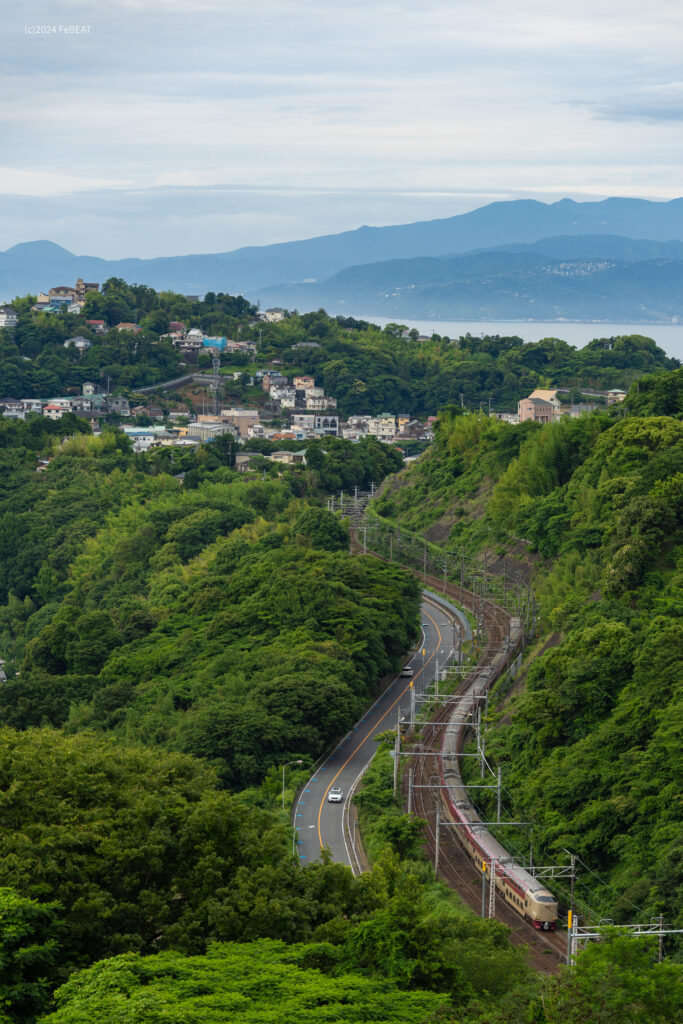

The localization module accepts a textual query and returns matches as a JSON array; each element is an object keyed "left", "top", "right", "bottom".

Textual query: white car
[{"left": 328, "top": 787, "right": 343, "bottom": 803}]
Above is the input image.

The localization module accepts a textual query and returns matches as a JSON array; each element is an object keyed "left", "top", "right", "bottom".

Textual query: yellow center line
[{"left": 316, "top": 606, "right": 443, "bottom": 850}]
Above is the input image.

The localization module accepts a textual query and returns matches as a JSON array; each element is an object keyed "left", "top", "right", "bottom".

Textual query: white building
[
  {"left": 0, "top": 306, "right": 18, "bottom": 329},
  {"left": 263, "top": 308, "right": 286, "bottom": 323},
  {"left": 366, "top": 414, "right": 396, "bottom": 439}
]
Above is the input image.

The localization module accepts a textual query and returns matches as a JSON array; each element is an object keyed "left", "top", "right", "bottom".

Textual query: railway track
[{"left": 350, "top": 526, "right": 567, "bottom": 972}]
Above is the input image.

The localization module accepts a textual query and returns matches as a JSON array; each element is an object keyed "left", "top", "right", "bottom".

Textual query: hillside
[
  {"left": 2, "top": 196, "right": 683, "bottom": 301},
  {"left": 259, "top": 250, "right": 683, "bottom": 321},
  {"left": 372, "top": 368, "right": 683, "bottom": 929}
]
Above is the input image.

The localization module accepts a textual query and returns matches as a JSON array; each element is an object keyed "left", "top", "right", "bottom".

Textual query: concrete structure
[
  {"left": 187, "top": 421, "right": 238, "bottom": 442},
  {"left": 43, "top": 403, "right": 65, "bottom": 420},
  {"left": 366, "top": 413, "right": 396, "bottom": 439},
  {"left": 75, "top": 278, "right": 99, "bottom": 302},
  {"left": 290, "top": 412, "right": 339, "bottom": 436},
  {"left": 0, "top": 398, "right": 25, "bottom": 419},
  {"left": 518, "top": 396, "right": 558, "bottom": 424},
  {"left": 606, "top": 389, "right": 627, "bottom": 405},
  {"left": 219, "top": 408, "right": 260, "bottom": 438},
  {"left": 293, "top": 376, "right": 316, "bottom": 390},
  {"left": 528, "top": 388, "right": 561, "bottom": 409}
]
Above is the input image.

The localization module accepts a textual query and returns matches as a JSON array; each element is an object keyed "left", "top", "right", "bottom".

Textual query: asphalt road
[{"left": 293, "top": 592, "right": 469, "bottom": 868}]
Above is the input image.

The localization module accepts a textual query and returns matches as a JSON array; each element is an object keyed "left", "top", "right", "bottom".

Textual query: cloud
[{"left": 583, "top": 82, "right": 683, "bottom": 122}]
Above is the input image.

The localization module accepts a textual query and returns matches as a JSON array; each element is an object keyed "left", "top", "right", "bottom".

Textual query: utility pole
[
  {"left": 434, "top": 807, "right": 440, "bottom": 875},
  {"left": 410, "top": 680, "right": 415, "bottom": 728},
  {"left": 497, "top": 766, "right": 502, "bottom": 822},
  {"left": 481, "top": 861, "right": 487, "bottom": 917},
  {"left": 363, "top": 522, "right": 367, "bottom": 554},
  {"left": 488, "top": 858, "right": 496, "bottom": 918},
  {"left": 423, "top": 540, "right": 427, "bottom": 582},
  {"left": 393, "top": 719, "right": 400, "bottom": 797},
  {"left": 435, "top": 657, "right": 439, "bottom": 698},
  {"left": 659, "top": 914, "right": 665, "bottom": 963},
  {"left": 407, "top": 768, "right": 414, "bottom": 814},
  {"left": 566, "top": 852, "right": 576, "bottom": 966},
  {"left": 443, "top": 556, "right": 447, "bottom": 593}
]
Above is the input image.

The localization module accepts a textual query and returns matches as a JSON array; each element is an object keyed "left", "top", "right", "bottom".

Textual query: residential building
[
  {"left": 0, "top": 398, "right": 25, "bottom": 419},
  {"left": 606, "top": 389, "right": 627, "bottom": 405},
  {"left": 291, "top": 341, "right": 322, "bottom": 350},
  {"left": 366, "top": 413, "right": 396, "bottom": 439},
  {"left": 64, "top": 335, "right": 91, "bottom": 352},
  {"left": 518, "top": 396, "right": 558, "bottom": 424},
  {"left": 396, "top": 414, "right": 411, "bottom": 433},
  {"left": 527, "top": 388, "right": 561, "bottom": 410},
  {"left": 116, "top": 322, "right": 141, "bottom": 333},
  {"left": 75, "top": 278, "right": 99, "bottom": 302},
  {"left": 305, "top": 395, "right": 333, "bottom": 412},
  {"left": 262, "top": 372, "right": 287, "bottom": 392},
  {"left": 22, "top": 399, "right": 44, "bottom": 415},
  {"left": 262, "top": 308, "right": 286, "bottom": 323},
  {"left": 0, "top": 305, "right": 18, "bottom": 329},
  {"left": 290, "top": 413, "right": 339, "bottom": 436},
  {"left": 107, "top": 396, "right": 131, "bottom": 416},
  {"left": 270, "top": 449, "right": 307, "bottom": 465},
  {"left": 235, "top": 451, "right": 261, "bottom": 473},
  {"left": 82, "top": 381, "right": 98, "bottom": 396},
  {"left": 219, "top": 408, "right": 260, "bottom": 438},
  {"left": 293, "top": 375, "right": 316, "bottom": 390},
  {"left": 48, "top": 286, "right": 76, "bottom": 307},
  {"left": 67, "top": 303, "right": 85, "bottom": 315},
  {"left": 203, "top": 335, "right": 227, "bottom": 350},
  {"left": 43, "top": 403, "right": 65, "bottom": 420},
  {"left": 169, "top": 321, "right": 186, "bottom": 332},
  {"left": 85, "top": 320, "right": 106, "bottom": 333}
]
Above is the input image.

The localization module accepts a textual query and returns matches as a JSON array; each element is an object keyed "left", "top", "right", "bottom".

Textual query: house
[
  {"left": 293, "top": 375, "right": 316, "bottom": 390},
  {"left": 86, "top": 320, "right": 106, "bottom": 333},
  {"left": 0, "top": 398, "right": 25, "bottom": 419},
  {"left": 146, "top": 406, "right": 164, "bottom": 420},
  {"left": 291, "top": 341, "right": 322, "bottom": 350},
  {"left": 22, "top": 399, "right": 44, "bottom": 415},
  {"left": 48, "top": 286, "right": 76, "bottom": 307},
  {"left": 0, "top": 305, "right": 18, "bottom": 329},
  {"left": 122, "top": 429, "right": 156, "bottom": 452},
  {"left": 67, "top": 303, "right": 85, "bottom": 315},
  {"left": 43, "top": 403, "right": 65, "bottom": 420},
  {"left": 235, "top": 452, "right": 261, "bottom": 473},
  {"left": 527, "top": 388, "right": 561, "bottom": 409},
  {"left": 64, "top": 335, "right": 91, "bottom": 352},
  {"left": 270, "top": 449, "right": 307, "bottom": 466},
  {"left": 169, "top": 321, "right": 186, "bottom": 332},
  {"left": 107, "top": 396, "right": 131, "bottom": 416},
  {"left": 116, "top": 322, "right": 141, "bottom": 333},
  {"left": 606, "top": 389, "right": 627, "bottom": 405},
  {"left": 396, "top": 414, "right": 411, "bottom": 433},
  {"left": 74, "top": 409, "right": 106, "bottom": 424},
  {"left": 366, "top": 413, "right": 396, "bottom": 439},
  {"left": 262, "top": 308, "right": 286, "bottom": 323},
  {"left": 82, "top": 381, "right": 98, "bottom": 396},
  {"left": 517, "top": 396, "right": 558, "bottom": 424}
]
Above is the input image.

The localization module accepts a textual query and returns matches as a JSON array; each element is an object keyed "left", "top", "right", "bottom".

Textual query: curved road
[{"left": 294, "top": 593, "right": 468, "bottom": 867}]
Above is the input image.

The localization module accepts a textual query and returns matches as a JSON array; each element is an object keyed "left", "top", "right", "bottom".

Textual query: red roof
[{"left": 86, "top": 319, "right": 105, "bottom": 325}]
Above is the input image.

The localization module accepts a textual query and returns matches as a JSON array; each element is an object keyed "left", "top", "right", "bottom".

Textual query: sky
[{"left": 4, "top": 0, "right": 683, "bottom": 257}]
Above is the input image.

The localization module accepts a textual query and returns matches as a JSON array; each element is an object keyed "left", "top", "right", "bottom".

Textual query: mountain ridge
[{"left": 2, "top": 197, "right": 683, "bottom": 316}]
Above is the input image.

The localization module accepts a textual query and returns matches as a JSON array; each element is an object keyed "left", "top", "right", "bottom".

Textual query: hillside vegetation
[{"left": 374, "top": 368, "right": 683, "bottom": 930}]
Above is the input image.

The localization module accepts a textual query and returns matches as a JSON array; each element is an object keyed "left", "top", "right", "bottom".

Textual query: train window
[{"left": 535, "top": 895, "right": 555, "bottom": 903}]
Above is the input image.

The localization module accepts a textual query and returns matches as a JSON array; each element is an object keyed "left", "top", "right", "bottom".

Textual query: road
[{"left": 293, "top": 592, "right": 468, "bottom": 868}]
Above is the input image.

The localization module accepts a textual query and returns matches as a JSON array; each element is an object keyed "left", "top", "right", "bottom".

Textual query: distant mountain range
[{"left": 2, "top": 197, "right": 683, "bottom": 321}]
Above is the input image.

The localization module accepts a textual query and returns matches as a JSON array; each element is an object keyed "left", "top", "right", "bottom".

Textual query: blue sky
[{"left": 4, "top": 0, "right": 683, "bottom": 256}]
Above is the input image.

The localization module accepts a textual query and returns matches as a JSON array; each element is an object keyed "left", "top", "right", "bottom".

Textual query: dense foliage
[{"left": 375, "top": 369, "right": 683, "bottom": 932}]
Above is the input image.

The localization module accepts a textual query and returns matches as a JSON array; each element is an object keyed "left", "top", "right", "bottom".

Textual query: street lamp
[
  {"left": 282, "top": 759, "right": 303, "bottom": 811},
  {"left": 421, "top": 622, "right": 430, "bottom": 693}
]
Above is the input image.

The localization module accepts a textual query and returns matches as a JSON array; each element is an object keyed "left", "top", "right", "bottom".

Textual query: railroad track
[{"left": 350, "top": 528, "right": 566, "bottom": 972}]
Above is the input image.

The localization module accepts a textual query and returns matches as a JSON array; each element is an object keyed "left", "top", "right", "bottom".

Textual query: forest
[
  {"left": 0, "top": 279, "right": 678, "bottom": 418},
  {"left": 374, "top": 368, "right": 682, "bottom": 936},
  {"left": 0, "top": 366, "right": 679, "bottom": 1021}
]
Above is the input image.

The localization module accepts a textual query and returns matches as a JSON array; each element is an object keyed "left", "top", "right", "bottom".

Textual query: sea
[{"left": 356, "top": 317, "right": 683, "bottom": 362}]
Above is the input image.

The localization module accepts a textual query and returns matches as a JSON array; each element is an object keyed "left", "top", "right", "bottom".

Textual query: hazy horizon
[{"left": 5, "top": 1, "right": 683, "bottom": 257}]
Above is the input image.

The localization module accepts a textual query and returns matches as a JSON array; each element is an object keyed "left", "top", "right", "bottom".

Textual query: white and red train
[{"left": 439, "top": 617, "right": 558, "bottom": 931}]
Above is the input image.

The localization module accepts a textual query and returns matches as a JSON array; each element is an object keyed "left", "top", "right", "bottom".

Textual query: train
[{"left": 439, "top": 616, "right": 558, "bottom": 931}]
